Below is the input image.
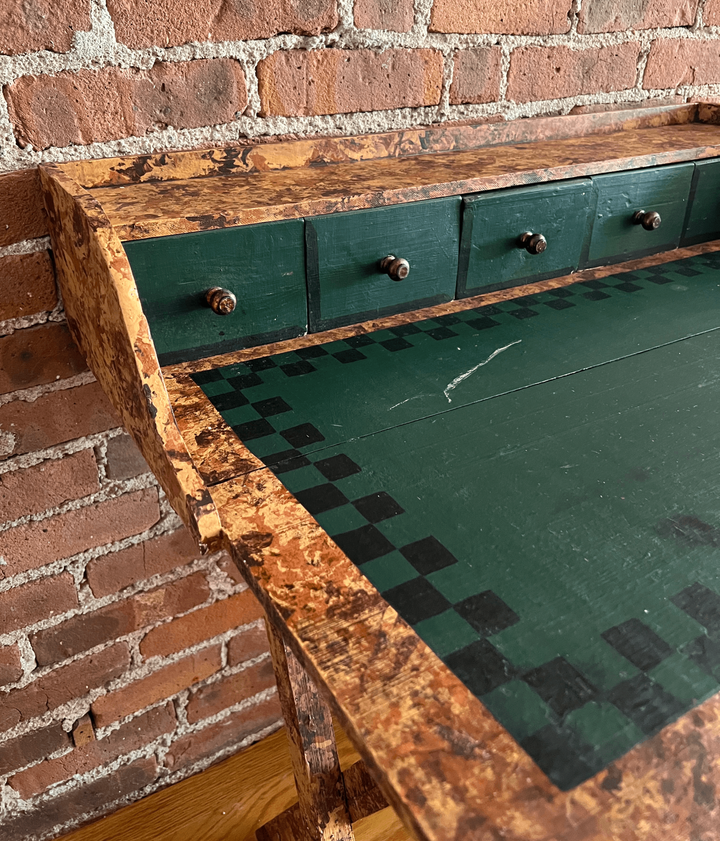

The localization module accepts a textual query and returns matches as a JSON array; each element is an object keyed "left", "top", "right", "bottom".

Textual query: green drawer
[
  {"left": 584, "top": 163, "right": 694, "bottom": 267},
  {"left": 124, "top": 219, "right": 307, "bottom": 365},
  {"left": 682, "top": 158, "right": 720, "bottom": 245},
  {"left": 457, "top": 179, "right": 594, "bottom": 298},
  {"left": 306, "top": 198, "right": 462, "bottom": 331}
]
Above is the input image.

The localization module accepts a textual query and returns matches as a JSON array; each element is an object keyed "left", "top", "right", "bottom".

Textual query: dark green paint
[
  {"left": 682, "top": 158, "right": 720, "bottom": 245},
  {"left": 306, "top": 198, "right": 461, "bottom": 331},
  {"left": 585, "top": 163, "right": 694, "bottom": 267},
  {"left": 458, "top": 179, "right": 594, "bottom": 298},
  {"left": 124, "top": 219, "right": 307, "bottom": 365}
]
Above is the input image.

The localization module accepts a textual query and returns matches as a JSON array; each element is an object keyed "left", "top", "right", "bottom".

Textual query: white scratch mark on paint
[
  {"left": 443, "top": 340, "right": 522, "bottom": 403},
  {"left": 388, "top": 394, "right": 427, "bottom": 411}
]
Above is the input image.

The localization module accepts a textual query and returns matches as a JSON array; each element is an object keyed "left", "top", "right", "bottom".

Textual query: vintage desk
[{"left": 40, "top": 103, "right": 720, "bottom": 841}]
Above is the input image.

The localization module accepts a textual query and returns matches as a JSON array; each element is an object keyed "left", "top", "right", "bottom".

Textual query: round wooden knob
[
  {"left": 205, "top": 287, "right": 237, "bottom": 315},
  {"left": 379, "top": 255, "right": 410, "bottom": 282},
  {"left": 518, "top": 232, "right": 547, "bottom": 255},
  {"left": 632, "top": 210, "right": 662, "bottom": 231}
]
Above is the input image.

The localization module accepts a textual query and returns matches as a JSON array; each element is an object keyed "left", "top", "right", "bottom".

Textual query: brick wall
[{"left": 1, "top": 1, "right": 720, "bottom": 838}]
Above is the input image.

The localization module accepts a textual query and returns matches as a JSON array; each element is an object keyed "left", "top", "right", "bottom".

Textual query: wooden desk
[{"left": 39, "top": 104, "right": 720, "bottom": 841}]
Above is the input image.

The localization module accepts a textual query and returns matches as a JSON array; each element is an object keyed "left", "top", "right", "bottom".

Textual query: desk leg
[{"left": 260, "top": 618, "right": 355, "bottom": 841}]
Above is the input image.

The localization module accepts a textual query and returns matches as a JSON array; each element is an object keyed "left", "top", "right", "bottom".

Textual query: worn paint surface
[
  {"left": 683, "top": 157, "right": 720, "bottom": 245},
  {"left": 39, "top": 165, "right": 222, "bottom": 548}
]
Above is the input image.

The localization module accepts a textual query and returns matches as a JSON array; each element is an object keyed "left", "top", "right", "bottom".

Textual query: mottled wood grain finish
[
  {"left": 92, "top": 122, "right": 720, "bottom": 241},
  {"left": 165, "top": 239, "right": 720, "bottom": 378},
  {"left": 38, "top": 164, "right": 222, "bottom": 549}
]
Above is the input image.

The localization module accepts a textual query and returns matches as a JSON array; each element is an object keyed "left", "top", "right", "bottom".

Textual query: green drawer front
[
  {"left": 682, "top": 158, "right": 720, "bottom": 245},
  {"left": 457, "top": 179, "right": 594, "bottom": 298},
  {"left": 585, "top": 163, "right": 694, "bottom": 267},
  {"left": 306, "top": 198, "right": 462, "bottom": 331},
  {"left": 124, "top": 219, "right": 307, "bottom": 366}
]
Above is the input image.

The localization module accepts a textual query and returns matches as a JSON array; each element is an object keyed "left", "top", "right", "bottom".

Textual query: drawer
[
  {"left": 682, "top": 158, "right": 720, "bottom": 245},
  {"left": 124, "top": 219, "right": 307, "bottom": 366},
  {"left": 584, "top": 163, "right": 694, "bottom": 267},
  {"left": 306, "top": 198, "right": 461, "bottom": 331},
  {"left": 457, "top": 179, "right": 593, "bottom": 298}
]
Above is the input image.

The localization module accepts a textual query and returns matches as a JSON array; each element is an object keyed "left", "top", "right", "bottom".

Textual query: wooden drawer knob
[
  {"left": 632, "top": 209, "right": 662, "bottom": 231},
  {"left": 205, "top": 287, "right": 237, "bottom": 315},
  {"left": 380, "top": 255, "right": 410, "bottom": 281},
  {"left": 518, "top": 232, "right": 547, "bottom": 255}
]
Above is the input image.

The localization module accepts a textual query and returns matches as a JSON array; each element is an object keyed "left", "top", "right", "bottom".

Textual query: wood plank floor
[{"left": 61, "top": 723, "right": 411, "bottom": 841}]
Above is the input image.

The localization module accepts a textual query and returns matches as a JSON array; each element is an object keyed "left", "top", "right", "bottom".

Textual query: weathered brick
[
  {"left": 0, "top": 170, "right": 47, "bottom": 247},
  {"left": 227, "top": 623, "right": 270, "bottom": 668},
  {"left": 507, "top": 43, "right": 640, "bottom": 103},
  {"left": 105, "top": 433, "right": 149, "bottom": 480},
  {"left": 0, "top": 381, "right": 119, "bottom": 461},
  {"left": 0, "top": 573, "right": 78, "bottom": 636},
  {"left": 107, "top": 0, "right": 337, "bottom": 48},
  {"left": 0, "top": 0, "right": 91, "bottom": 56},
  {"left": 430, "top": 0, "right": 572, "bottom": 34},
  {"left": 86, "top": 527, "right": 200, "bottom": 597},
  {"left": 0, "top": 643, "right": 130, "bottom": 731},
  {"left": 644, "top": 39, "right": 720, "bottom": 90},
  {"left": 0, "top": 644, "right": 24, "bottom": 686},
  {"left": 217, "top": 552, "right": 243, "bottom": 586},
  {"left": 186, "top": 657, "right": 276, "bottom": 724},
  {"left": 9, "top": 702, "right": 175, "bottom": 799},
  {"left": 140, "top": 589, "right": 263, "bottom": 659},
  {"left": 354, "top": 0, "right": 414, "bottom": 31},
  {"left": 449, "top": 48, "right": 502, "bottom": 105},
  {"left": 91, "top": 646, "right": 222, "bottom": 727},
  {"left": 0, "top": 449, "right": 99, "bottom": 523},
  {"left": 7, "top": 60, "right": 247, "bottom": 151},
  {"left": 0, "top": 723, "right": 70, "bottom": 777},
  {"left": 3, "top": 757, "right": 158, "bottom": 839},
  {"left": 705, "top": 0, "right": 720, "bottom": 25},
  {"left": 579, "top": 0, "right": 699, "bottom": 32},
  {"left": 31, "top": 572, "right": 210, "bottom": 667},
  {"left": 165, "top": 695, "right": 281, "bottom": 772},
  {"left": 0, "top": 321, "right": 87, "bottom": 395},
  {"left": 0, "top": 488, "right": 161, "bottom": 578},
  {"left": 258, "top": 48, "right": 443, "bottom": 117},
  {"left": 0, "top": 252, "right": 57, "bottom": 322}
]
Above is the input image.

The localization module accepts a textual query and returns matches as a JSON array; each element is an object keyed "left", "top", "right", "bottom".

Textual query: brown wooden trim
[{"left": 38, "top": 164, "right": 222, "bottom": 549}]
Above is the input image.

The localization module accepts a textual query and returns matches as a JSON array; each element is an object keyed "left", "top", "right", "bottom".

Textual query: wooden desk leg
[{"left": 259, "top": 618, "right": 355, "bottom": 841}]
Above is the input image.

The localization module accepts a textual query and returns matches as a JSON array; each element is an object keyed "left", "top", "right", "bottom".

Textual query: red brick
[
  {"left": 644, "top": 39, "right": 720, "bottom": 90},
  {"left": 0, "top": 573, "right": 78, "bottom": 636},
  {"left": 0, "top": 643, "right": 130, "bottom": 731},
  {"left": 0, "top": 644, "right": 23, "bottom": 686},
  {"left": 9, "top": 702, "right": 175, "bottom": 799},
  {"left": 430, "top": 0, "right": 572, "bottom": 34},
  {"left": 86, "top": 527, "right": 200, "bottom": 597},
  {"left": 0, "top": 252, "right": 57, "bottom": 322},
  {"left": 140, "top": 589, "right": 263, "bottom": 659},
  {"left": 3, "top": 757, "right": 157, "bottom": 840},
  {"left": 105, "top": 433, "right": 148, "bottom": 480},
  {"left": 217, "top": 552, "right": 244, "bottom": 586},
  {"left": 91, "top": 646, "right": 222, "bottom": 727},
  {"left": 0, "top": 0, "right": 91, "bottom": 55},
  {"left": 0, "top": 381, "right": 119, "bottom": 461},
  {"left": 0, "top": 170, "right": 47, "bottom": 247},
  {"left": 354, "top": 0, "right": 413, "bottom": 31},
  {"left": 165, "top": 695, "right": 281, "bottom": 772},
  {"left": 0, "top": 449, "right": 99, "bottom": 523},
  {"left": 31, "top": 572, "right": 210, "bottom": 667},
  {"left": 0, "top": 723, "right": 70, "bottom": 777},
  {"left": 227, "top": 623, "right": 270, "bottom": 668},
  {"left": 449, "top": 48, "right": 502, "bottom": 105},
  {"left": 507, "top": 43, "right": 640, "bottom": 104},
  {"left": 258, "top": 48, "right": 443, "bottom": 117},
  {"left": 186, "top": 657, "right": 275, "bottom": 724},
  {"left": 579, "top": 0, "right": 699, "bottom": 32},
  {"left": 0, "top": 488, "right": 161, "bottom": 578},
  {"left": 7, "top": 60, "right": 247, "bottom": 151},
  {"left": 107, "top": 0, "right": 337, "bottom": 48},
  {"left": 706, "top": 0, "right": 720, "bottom": 25},
  {"left": 0, "top": 321, "right": 87, "bottom": 395}
]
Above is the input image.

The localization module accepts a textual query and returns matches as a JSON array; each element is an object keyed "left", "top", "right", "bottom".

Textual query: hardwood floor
[{"left": 61, "top": 723, "right": 411, "bottom": 841}]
